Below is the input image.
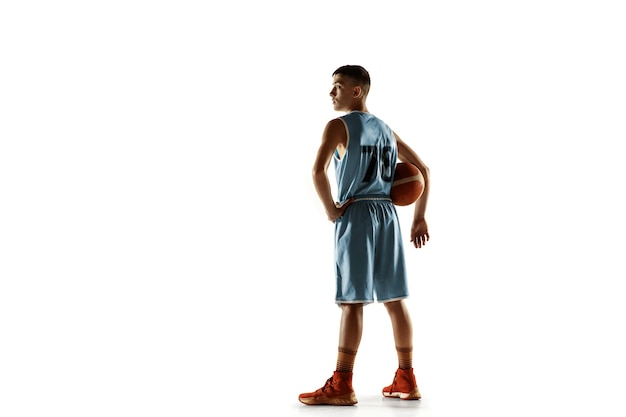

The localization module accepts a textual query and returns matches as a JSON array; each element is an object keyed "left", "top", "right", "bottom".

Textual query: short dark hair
[{"left": 333, "top": 65, "right": 370, "bottom": 95}]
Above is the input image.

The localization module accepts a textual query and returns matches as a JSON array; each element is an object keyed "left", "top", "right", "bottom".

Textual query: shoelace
[
  {"left": 321, "top": 376, "right": 335, "bottom": 393},
  {"left": 391, "top": 371, "right": 399, "bottom": 389}
]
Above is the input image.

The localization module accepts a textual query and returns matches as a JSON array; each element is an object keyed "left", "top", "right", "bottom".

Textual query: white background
[{"left": 2, "top": 1, "right": 625, "bottom": 416}]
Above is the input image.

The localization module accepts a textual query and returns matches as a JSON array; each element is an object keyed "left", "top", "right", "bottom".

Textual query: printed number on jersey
[{"left": 361, "top": 146, "right": 393, "bottom": 183}]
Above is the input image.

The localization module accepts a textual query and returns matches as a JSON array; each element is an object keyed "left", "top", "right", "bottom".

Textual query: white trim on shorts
[{"left": 335, "top": 295, "right": 408, "bottom": 307}]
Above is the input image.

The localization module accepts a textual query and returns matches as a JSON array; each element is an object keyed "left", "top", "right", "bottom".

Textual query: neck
[{"left": 346, "top": 104, "right": 368, "bottom": 113}]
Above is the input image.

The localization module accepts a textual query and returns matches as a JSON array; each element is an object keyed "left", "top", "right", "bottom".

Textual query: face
[{"left": 329, "top": 74, "right": 357, "bottom": 112}]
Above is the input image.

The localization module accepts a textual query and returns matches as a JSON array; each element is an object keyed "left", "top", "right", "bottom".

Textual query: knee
[
  {"left": 341, "top": 303, "right": 364, "bottom": 313},
  {"left": 384, "top": 299, "right": 403, "bottom": 309},
  {"left": 384, "top": 300, "right": 406, "bottom": 315}
]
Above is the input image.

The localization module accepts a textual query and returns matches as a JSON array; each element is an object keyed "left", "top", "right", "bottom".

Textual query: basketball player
[{"left": 299, "top": 65, "right": 430, "bottom": 406}]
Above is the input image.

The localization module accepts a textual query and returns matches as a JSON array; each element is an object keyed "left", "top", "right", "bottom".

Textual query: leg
[
  {"left": 382, "top": 300, "right": 421, "bottom": 400},
  {"left": 339, "top": 303, "right": 364, "bottom": 348},
  {"left": 298, "top": 303, "right": 363, "bottom": 406},
  {"left": 337, "top": 303, "right": 364, "bottom": 370},
  {"left": 385, "top": 299, "right": 413, "bottom": 359}
]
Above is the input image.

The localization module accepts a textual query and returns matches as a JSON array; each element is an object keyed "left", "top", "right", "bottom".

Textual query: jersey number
[{"left": 361, "top": 146, "right": 393, "bottom": 183}]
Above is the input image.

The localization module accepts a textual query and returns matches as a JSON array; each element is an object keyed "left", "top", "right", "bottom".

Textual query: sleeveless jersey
[{"left": 334, "top": 112, "right": 398, "bottom": 203}]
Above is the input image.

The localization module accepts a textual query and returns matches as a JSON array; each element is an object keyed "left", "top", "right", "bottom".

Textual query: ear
[{"left": 353, "top": 86, "right": 362, "bottom": 98}]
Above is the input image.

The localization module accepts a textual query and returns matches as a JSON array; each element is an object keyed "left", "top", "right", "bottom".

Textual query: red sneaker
[
  {"left": 382, "top": 368, "right": 421, "bottom": 400},
  {"left": 299, "top": 371, "right": 358, "bottom": 406}
]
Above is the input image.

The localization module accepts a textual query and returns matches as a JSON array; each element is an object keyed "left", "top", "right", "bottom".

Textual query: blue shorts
[{"left": 334, "top": 196, "right": 409, "bottom": 305}]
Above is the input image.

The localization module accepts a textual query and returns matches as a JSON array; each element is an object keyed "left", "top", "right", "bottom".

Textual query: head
[{"left": 330, "top": 65, "right": 371, "bottom": 112}]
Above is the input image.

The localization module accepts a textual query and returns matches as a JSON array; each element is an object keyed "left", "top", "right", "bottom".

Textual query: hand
[
  {"left": 410, "top": 218, "right": 429, "bottom": 248},
  {"left": 327, "top": 199, "right": 354, "bottom": 223}
]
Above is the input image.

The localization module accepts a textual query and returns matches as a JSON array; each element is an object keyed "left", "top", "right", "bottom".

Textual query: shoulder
[
  {"left": 324, "top": 117, "right": 347, "bottom": 133},
  {"left": 373, "top": 115, "right": 394, "bottom": 134},
  {"left": 321, "top": 117, "right": 348, "bottom": 146},
  {"left": 369, "top": 113, "right": 389, "bottom": 126}
]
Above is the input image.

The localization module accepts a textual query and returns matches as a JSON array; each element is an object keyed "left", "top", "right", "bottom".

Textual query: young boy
[{"left": 299, "top": 65, "right": 430, "bottom": 406}]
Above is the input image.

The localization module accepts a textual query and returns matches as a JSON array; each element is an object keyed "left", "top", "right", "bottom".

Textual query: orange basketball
[{"left": 391, "top": 163, "right": 425, "bottom": 206}]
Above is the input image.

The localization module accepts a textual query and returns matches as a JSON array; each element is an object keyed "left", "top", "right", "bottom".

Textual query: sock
[
  {"left": 396, "top": 346, "right": 413, "bottom": 370},
  {"left": 336, "top": 347, "right": 357, "bottom": 373}
]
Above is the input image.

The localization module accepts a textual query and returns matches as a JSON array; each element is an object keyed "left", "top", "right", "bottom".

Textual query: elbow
[
  {"left": 312, "top": 164, "right": 326, "bottom": 179},
  {"left": 419, "top": 164, "right": 430, "bottom": 181}
]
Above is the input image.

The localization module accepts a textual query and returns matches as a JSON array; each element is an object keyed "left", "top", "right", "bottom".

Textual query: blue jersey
[{"left": 334, "top": 112, "right": 398, "bottom": 204}]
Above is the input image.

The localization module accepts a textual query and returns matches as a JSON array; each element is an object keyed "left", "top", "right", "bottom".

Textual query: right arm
[{"left": 394, "top": 131, "right": 430, "bottom": 248}]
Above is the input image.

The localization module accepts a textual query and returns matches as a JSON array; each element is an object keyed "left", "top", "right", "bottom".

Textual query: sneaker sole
[
  {"left": 383, "top": 389, "right": 421, "bottom": 400},
  {"left": 299, "top": 393, "right": 358, "bottom": 406}
]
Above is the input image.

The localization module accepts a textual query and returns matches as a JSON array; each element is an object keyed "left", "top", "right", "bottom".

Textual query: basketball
[{"left": 391, "top": 163, "right": 425, "bottom": 206}]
